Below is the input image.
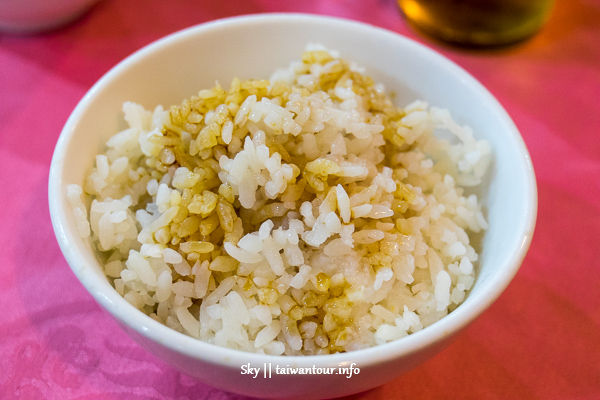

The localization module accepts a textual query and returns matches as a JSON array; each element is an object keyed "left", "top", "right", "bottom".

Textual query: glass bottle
[{"left": 398, "top": 0, "right": 555, "bottom": 47}]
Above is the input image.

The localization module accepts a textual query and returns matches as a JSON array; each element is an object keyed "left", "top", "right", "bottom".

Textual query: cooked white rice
[{"left": 68, "top": 46, "right": 490, "bottom": 355}]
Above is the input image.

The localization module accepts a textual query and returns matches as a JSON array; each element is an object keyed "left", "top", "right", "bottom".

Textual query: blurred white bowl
[
  {"left": 0, "top": 0, "right": 99, "bottom": 33},
  {"left": 48, "top": 13, "right": 537, "bottom": 399}
]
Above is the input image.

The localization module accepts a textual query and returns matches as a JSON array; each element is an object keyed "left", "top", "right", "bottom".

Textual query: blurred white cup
[{"left": 0, "top": 0, "right": 100, "bottom": 34}]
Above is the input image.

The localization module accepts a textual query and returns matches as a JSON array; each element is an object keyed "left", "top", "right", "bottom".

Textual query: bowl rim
[{"left": 48, "top": 12, "right": 538, "bottom": 370}]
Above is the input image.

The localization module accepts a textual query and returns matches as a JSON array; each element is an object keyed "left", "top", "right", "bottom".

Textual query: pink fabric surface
[{"left": 1, "top": 0, "right": 599, "bottom": 398}]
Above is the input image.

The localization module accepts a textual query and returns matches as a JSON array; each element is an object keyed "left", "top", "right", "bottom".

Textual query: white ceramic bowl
[{"left": 49, "top": 14, "right": 537, "bottom": 399}]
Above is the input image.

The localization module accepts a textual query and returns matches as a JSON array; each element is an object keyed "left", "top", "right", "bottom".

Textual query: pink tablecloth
[{"left": 1, "top": 0, "right": 599, "bottom": 398}]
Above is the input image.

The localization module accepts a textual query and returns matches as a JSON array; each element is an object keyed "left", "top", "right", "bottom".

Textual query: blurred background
[{"left": 1, "top": 1, "right": 599, "bottom": 399}]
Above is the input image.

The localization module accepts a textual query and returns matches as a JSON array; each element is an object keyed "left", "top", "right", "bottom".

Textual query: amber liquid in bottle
[{"left": 398, "top": 0, "right": 555, "bottom": 46}]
